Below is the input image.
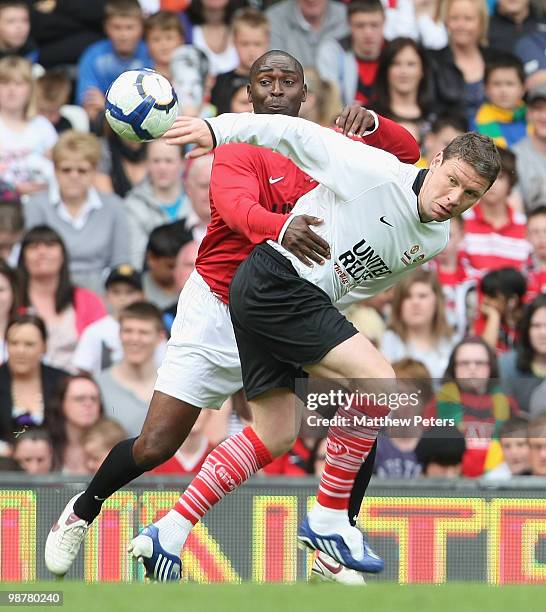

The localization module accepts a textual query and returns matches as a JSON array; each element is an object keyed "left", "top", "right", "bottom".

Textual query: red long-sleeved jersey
[{"left": 196, "top": 115, "right": 420, "bottom": 303}]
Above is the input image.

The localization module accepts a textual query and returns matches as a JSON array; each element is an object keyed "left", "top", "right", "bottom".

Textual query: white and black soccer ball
[{"left": 105, "top": 69, "right": 179, "bottom": 142}]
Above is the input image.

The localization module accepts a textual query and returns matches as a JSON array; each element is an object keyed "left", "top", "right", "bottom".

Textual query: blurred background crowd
[{"left": 1, "top": 0, "right": 546, "bottom": 481}]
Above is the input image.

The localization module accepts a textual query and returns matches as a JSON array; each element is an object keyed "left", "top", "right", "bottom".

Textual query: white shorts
[{"left": 155, "top": 270, "right": 243, "bottom": 408}]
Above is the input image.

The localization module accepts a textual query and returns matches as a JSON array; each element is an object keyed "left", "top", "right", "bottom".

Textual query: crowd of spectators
[{"left": 1, "top": 0, "right": 546, "bottom": 480}]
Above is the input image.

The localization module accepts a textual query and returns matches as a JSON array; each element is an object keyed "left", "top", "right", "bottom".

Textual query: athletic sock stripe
[
  {"left": 174, "top": 429, "right": 272, "bottom": 523},
  {"left": 232, "top": 435, "right": 260, "bottom": 470},
  {"left": 183, "top": 488, "right": 210, "bottom": 513}
]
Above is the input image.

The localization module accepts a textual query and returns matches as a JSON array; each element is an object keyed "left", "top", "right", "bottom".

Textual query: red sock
[
  {"left": 317, "top": 401, "right": 387, "bottom": 511},
  {"left": 174, "top": 427, "right": 273, "bottom": 524}
]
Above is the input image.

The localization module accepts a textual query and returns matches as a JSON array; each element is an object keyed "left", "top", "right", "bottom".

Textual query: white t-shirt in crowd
[
  {"left": 192, "top": 26, "right": 239, "bottom": 77},
  {"left": 72, "top": 314, "right": 167, "bottom": 375},
  {"left": 380, "top": 329, "right": 456, "bottom": 380},
  {"left": 0, "top": 115, "right": 57, "bottom": 185}
]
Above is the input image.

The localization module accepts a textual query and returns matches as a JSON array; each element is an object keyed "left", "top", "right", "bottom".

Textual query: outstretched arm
[{"left": 165, "top": 113, "right": 401, "bottom": 202}]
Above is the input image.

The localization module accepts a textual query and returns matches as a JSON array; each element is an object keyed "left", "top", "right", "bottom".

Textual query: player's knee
[
  {"left": 373, "top": 359, "right": 396, "bottom": 381},
  {"left": 354, "top": 356, "right": 395, "bottom": 381},
  {"left": 133, "top": 433, "right": 178, "bottom": 470},
  {"left": 263, "top": 429, "right": 298, "bottom": 459}
]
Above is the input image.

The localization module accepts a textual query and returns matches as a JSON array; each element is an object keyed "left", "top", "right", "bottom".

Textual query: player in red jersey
[{"left": 45, "top": 50, "right": 419, "bottom": 581}]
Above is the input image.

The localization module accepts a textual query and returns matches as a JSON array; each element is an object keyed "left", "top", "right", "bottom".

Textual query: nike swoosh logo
[
  {"left": 269, "top": 176, "right": 284, "bottom": 184},
  {"left": 94, "top": 495, "right": 107, "bottom": 501},
  {"left": 66, "top": 513, "right": 82, "bottom": 525},
  {"left": 379, "top": 216, "right": 394, "bottom": 227},
  {"left": 317, "top": 555, "right": 343, "bottom": 575}
]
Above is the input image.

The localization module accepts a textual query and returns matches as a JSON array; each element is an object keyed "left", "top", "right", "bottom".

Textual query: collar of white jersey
[{"left": 412, "top": 168, "right": 430, "bottom": 224}]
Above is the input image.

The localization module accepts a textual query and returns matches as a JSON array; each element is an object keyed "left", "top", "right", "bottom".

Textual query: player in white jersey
[{"left": 153, "top": 112, "right": 500, "bottom": 573}]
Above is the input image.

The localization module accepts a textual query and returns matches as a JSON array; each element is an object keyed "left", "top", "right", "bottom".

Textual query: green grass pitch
[{"left": 1, "top": 582, "right": 542, "bottom": 612}]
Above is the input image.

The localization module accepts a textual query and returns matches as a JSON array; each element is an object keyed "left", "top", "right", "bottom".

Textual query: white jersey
[{"left": 208, "top": 113, "right": 450, "bottom": 305}]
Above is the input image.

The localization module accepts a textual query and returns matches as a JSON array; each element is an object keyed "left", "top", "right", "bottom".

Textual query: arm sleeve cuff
[
  {"left": 361, "top": 110, "right": 379, "bottom": 136},
  {"left": 204, "top": 119, "right": 217, "bottom": 148},
  {"left": 276, "top": 214, "right": 296, "bottom": 244}
]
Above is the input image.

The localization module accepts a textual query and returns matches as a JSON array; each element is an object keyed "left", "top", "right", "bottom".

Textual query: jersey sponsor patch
[
  {"left": 337, "top": 238, "right": 392, "bottom": 282},
  {"left": 401, "top": 244, "right": 425, "bottom": 266}
]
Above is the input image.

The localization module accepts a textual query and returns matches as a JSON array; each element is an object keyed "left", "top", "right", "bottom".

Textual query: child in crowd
[
  {"left": 76, "top": 0, "right": 151, "bottom": 124},
  {"left": 228, "top": 81, "right": 253, "bottom": 114},
  {"left": 484, "top": 416, "right": 530, "bottom": 479},
  {"left": 82, "top": 418, "right": 127, "bottom": 474},
  {"left": 210, "top": 8, "right": 269, "bottom": 114},
  {"left": 0, "top": 180, "right": 23, "bottom": 265},
  {"left": 524, "top": 206, "right": 546, "bottom": 302},
  {"left": 0, "top": 56, "right": 57, "bottom": 195},
  {"left": 415, "top": 425, "right": 466, "bottom": 478},
  {"left": 0, "top": 1, "right": 36, "bottom": 62},
  {"left": 144, "top": 10, "right": 184, "bottom": 81},
  {"left": 460, "top": 148, "right": 530, "bottom": 275},
  {"left": 12, "top": 428, "right": 53, "bottom": 474},
  {"left": 35, "top": 70, "right": 72, "bottom": 134},
  {"left": 474, "top": 267, "right": 527, "bottom": 353},
  {"left": 527, "top": 414, "right": 546, "bottom": 476},
  {"left": 420, "top": 113, "right": 469, "bottom": 168},
  {"left": 142, "top": 222, "right": 189, "bottom": 309},
  {"left": 374, "top": 359, "right": 433, "bottom": 479},
  {"left": 473, "top": 54, "right": 528, "bottom": 149}
]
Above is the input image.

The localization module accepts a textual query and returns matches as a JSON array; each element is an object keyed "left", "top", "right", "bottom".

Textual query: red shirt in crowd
[
  {"left": 196, "top": 116, "right": 420, "bottom": 304},
  {"left": 354, "top": 57, "right": 380, "bottom": 106},
  {"left": 262, "top": 438, "right": 311, "bottom": 477},
  {"left": 459, "top": 203, "right": 530, "bottom": 275},
  {"left": 472, "top": 306, "right": 518, "bottom": 354},
  {"left": 523, "top": 256, "right": 546, "bottom": 303},
  {"left": 151, "top": 440, "right": 215, "bottom": 476},
  {"left": 428, "top": 257, "right": 477, "bottom": 336}
]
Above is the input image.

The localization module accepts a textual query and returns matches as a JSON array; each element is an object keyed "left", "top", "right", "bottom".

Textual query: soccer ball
[{"left": 105, "top": 69, "right": 178, "bottom": 142}]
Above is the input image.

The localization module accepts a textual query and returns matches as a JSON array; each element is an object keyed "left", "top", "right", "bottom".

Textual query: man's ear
[
  {"left": 301, "top": 83, "right": 307, "bottom": 104},
  {"left": 429, "top": 150, "right": 444, "bottom": 170},
  {"left": 247, "top": 84, "right": 252, "bottom": 104}
]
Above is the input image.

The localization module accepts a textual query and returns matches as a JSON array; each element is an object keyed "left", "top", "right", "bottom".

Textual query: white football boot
[
  {"left": 45, "top": 493, "right": 90, "bottom": 576},
  {"left": 310, "top": 551, "right": 367, "bottom": 585}
]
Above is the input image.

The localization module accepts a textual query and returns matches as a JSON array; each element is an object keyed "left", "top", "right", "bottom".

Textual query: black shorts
[{"left": 229, "top": 243, "right": 358, "bottom": 400}]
